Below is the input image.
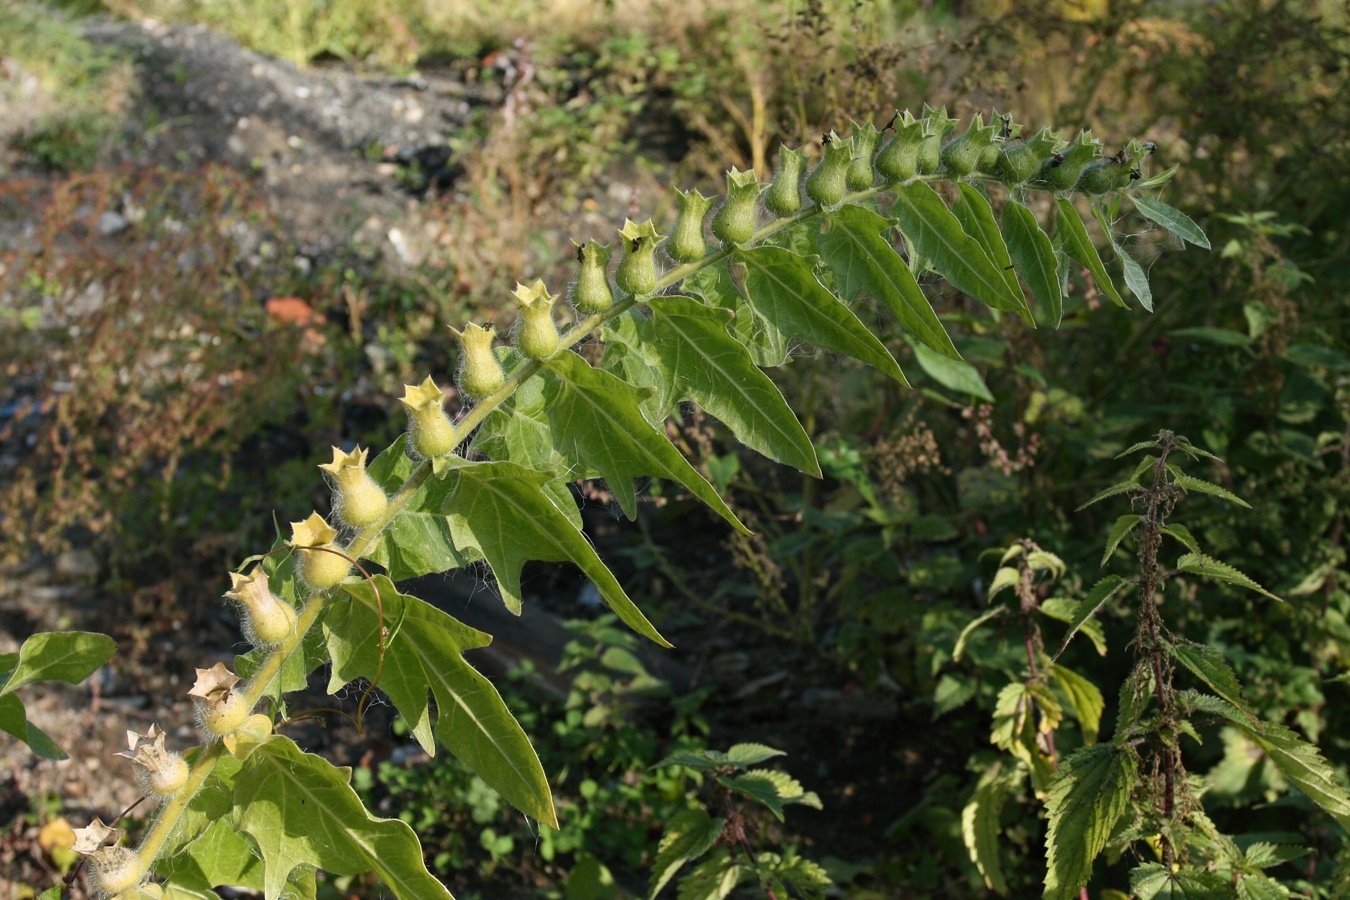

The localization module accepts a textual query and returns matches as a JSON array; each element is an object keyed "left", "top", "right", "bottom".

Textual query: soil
[{"left": 0, "top": 18, "right": 916, "bottom": 899}]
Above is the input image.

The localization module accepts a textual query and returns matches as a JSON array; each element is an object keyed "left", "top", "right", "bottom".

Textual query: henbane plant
[{"left": 27, "top": 106, "right": 1216, "bottom": 897}]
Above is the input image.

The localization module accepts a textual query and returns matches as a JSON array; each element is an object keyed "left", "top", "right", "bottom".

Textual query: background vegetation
[{"left": 3, "top": 0, "right": 1350, "bottom": 896}]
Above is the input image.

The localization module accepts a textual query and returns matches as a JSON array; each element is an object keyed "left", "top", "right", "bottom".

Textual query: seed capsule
[
  {"left": 289, "top": 511, "right": 351, "bottom": 590},
  {"left": 450, "top": 322, "right": 506, "bottom": 399},
  {"left": 318, "top": 445, "right": 388, "bottom": 528},
  {"left": 666, "top": 189, "right": 715, "bottom": 262},
  {"left": 711, "top": 168, "right": 763, "bottom": 245},
  {"left": 115, "top": 724, "right": 189, "bottom": 799},
  {"left": 846, "top": 120, "right": 882, "bottom": 191},
  {"left": 188, "top": 662, "right": 252, "bottom": 737},
  {"left": 615, "top": 219, "right": 662, "bottom": 295},
  {"left": 941, "top": 114, "right": 999, "bottom": 178},
  {"left": 763, "top": 145, "right": 805, "bottom": 218},
  {"left": 805, "top": 132, "right": 853, "bottom": 207},
  {"left": 224, "top": 567, "right": 299, "bottom": 647},
  {"left": 875, "top": 110, "right": 926, "bottom": 183},
  {"left": 980, "top": 111, "right": 1020, "bottom": 172},
  {"left": 512, "top": 279, "right": 559, "bottom": 360},
  {"left": 996, "top": 127, "right": 1065, "bottom": 186},
  {"left": 400, "top": 376, "right": 457, "bottom": 458},
  {"left": 1035, "top": 130, "right": 1102, "bottom": 191},
  {"left": 569, "top": 240, "right": 614, "bottom": 315},
  {"left": 916, "top": 105, "right": 958, "bottom": 175}
]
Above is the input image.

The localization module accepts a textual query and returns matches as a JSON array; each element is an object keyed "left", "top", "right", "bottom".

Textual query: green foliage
[{"left": 0, "top": 631, "right": 115, "bottom": 758}]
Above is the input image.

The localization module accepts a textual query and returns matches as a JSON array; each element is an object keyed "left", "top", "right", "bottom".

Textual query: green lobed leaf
[
  {"left": 0, "top": 631, "right": 116, "bottom": 696},
  {"left": 909, "top": 336, "right": 995, "bottom": 401},
  {"left": 1042, "top": 743, "right": 1137, "bottom": 900},
  {"left": 719, "top": 769, "right": 819, "bottom": 821},
  {"left": 954, "top": 605, "right": 1008, "bottom": 662},
  {"left": 231, "top": 735, "right": 452, "bottom": 900},
  {"left": 543, "top": 351, "right": 748, "bottom": 534},
  {"left": 327, "top": 576, "right": 558, "bottom": 827},
  {"left": 639, "top": 296, "right": 820, "bottom": 476},
  {"left": 1102, "top": 514, "right": 1142, "bottom": 565},
  {"left": 817, "top": 203, "right": 958, "bottom": 358},
  {"left": 1235, "top": 874, "right": 1292, "bottom": 900},
  {"left": 952, "top": 183, "right": 1023, "bottom": 305},
  {"left": 1051, "top": 664, "right": 1104, "bottom": 744},
  {"left": 734, "top": 246, "right": 907, "bottom": 383},
  {"left": 890, "top": 182, "right": 1031, "bottom": 319},
  {"left": 1130, "top": 193, "right": 1211, "bottom": 249},
  {"left": 1130, "top": 863, "right": 1232, "bottom": 899},
  {"left": 1001, "top": 199, "right": 1063, "bottom": 327},
  {"left": 684, "top": 261, "right": 788, "bottom": 368},
  {"left": 962, "top": 770, "right": 1017, "bottom": 895},
  {"left": 1176, "top": 553, "right": 1283, "bottom": 602},
  {"left": 649, "top": 809, "right": 726, "bottom": 899},
  {"left": 1169, "top": 641, "right": 1256, "bottom": 719},
  {"left": 1172, "top": 472, "right": 1252, "bottom": 508},
  {"left": 366, "top": 435, "right": 469, "bottom": 580},
  {"left": 1054, "top": 197, "right": 1126, "bottom": 309},
  {"left": 1053, "top": 575, "right": 1128, "bottom": 661},
  {"left": 1243, "top": 842, "right": 1307, "bottom": 870}
]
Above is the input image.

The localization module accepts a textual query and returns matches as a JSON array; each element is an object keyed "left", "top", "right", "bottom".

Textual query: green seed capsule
[
  {"left": 980, "top": 111, "right": 1020, "bottom": 173},
  {"left": 711, "top": 168, "right": 762, "bottom": 245},
  {"left": 450, "top": 322, "right": 506, "bottom": 399},
  {"left": 805, "top": 132, "right": 852, "bottom": 207},
  {"left": 666, "top": 189, "right": 715, "bottom": 262},
  {"left": 916, "top": 105, "right": 957, "bottom": 175},
  {"left": 846, "top": 120, "right": 882, "bottom": 191},
  {"left": 875, "top": 110, "right": 926, "bottom": 183},
  {"left": 763, "top": 145, "right": 805, "bottom": 218},
  {"left": 615, "top": 219, "right": 662, "bottom": 295},
  {"left": 996, "top": 127, "right": 1064, "bottom": 186},
  {"left": 569, "top": 240, "right": 613, "bottom": 315},
  {"left": 1077, "top": 160, "right": 1132, "bottom": 194},
  {"left": 941, "top": 114, "right": 998, "bottom": 178},
  {"left": 1035, "top": 130, "right": 1102, "bottom": 191},
  {"left": 512, "top": 279, "right": 559, "bottom": 360}
]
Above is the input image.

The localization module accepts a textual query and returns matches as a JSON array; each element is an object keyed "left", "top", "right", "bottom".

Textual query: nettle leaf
[
  {"left": 817, "top": 203, "right": 958, "bottom": 358},
  {"left": 1076, "top": 478, "right": 1141, "bottom": 511},
  {"left": 0, "top": 631, "right": 116, "bottom": 695},
  {"left": 675, "top": 846, "right": 745, "bottom": 900},
  {"left": 1130, "top": 193, "right": 1211, "bottom": 249},
  {"left": 1051, "top": 664, "right": 1104, "bottom": 744},
  {"left": 649, "top": 809, "right": 725, "bottom": 899},
  {"left": 1235, "top": 874, "right": 1292, "bottom": 900},
  {"left": 1054, "top": 197, "right": 1126, "bottom": 309},
  {"left": 988, "top": 565, "right": 1022, "bottom": 601},
  {"left": 1043, "top": 743, "right": 1136, "bottom": 900},
  {"left": 1176, "top": 553, "right": 1284, "bottom": 603},
  {"left": 954, "top": 605, "right": 1008, "bottom": 662},
  {"left": 1040, "top": 598, "right": 1107, "bottom": 656},
  {"left": 1001, "top": 199, "right": 1063, "bottom": 327},
  {"left": 734, "top": 246, "right": 907, "bottom": 383},
  {"left": 231, "top": 735, "right": 451, "bottom": 900},
  {"left": 1102, "top": 514, "right": 1142, "bottom": 565},
  {"left": 963, "top": 769, "right": 1018, "bottom": 895},
  {"left": 1130, "top": 863, "right": 1232, "bottom": 899},
  {"left": 639, "top": 296, "right": 820, "bottom": 476},
  {"left": 890, "top": 182, "right": 1030, "bottom": 320},
  {"left": 1168, "top": 641, "right": 1256, "bottom": 720},
  {"left": 366, "top": 435, "right": 468, "bottom": 580},
  {"left": 1171, "top": 472, "right": 1251, "bottom": 508},
  {"left": 720, "top": 769, "right": 820, "bottom": 821},
  {"left": 952, "top": 184, "right": 1022, "bottom": 305},
  {"left": 685, "top": 261, "right": 788, "bottom": 368},
  {"left": 543, "top": 351, "right": 747, "bottom": 534},
  {"left": 1243, "top": 842, "right": 1307, "bottom": 869},
  {"left": 725, "top": 743, "right": 786, "bottom": 766},
  {"left": 326, "top": 576, "right": 558, "bottom": 827},
  {"left": 1161, "top": 523, "right": 1202, "bottom": 558},
  {"left": 1053, "top": 575, "right": 1128, "bottom": 660}
]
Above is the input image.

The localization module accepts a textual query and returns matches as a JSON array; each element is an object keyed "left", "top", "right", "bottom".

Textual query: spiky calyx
[
  {"left": 319, "top": 445, "right": 388, "bottom": 528},
  {"left": 846, "top": 120, "right": 882, "bottom": 191},
  {"left": 400, "top": 376, "right": 457, "bottom": 458},
  {"left": 188, "top": 662, "right": 251, "bottom": 737},
  {"left": 996, "top": 127, "right": 1065, "bottom": 186},
  {"left": 289, "top": 511, "right": 351, "bottom": 590},
  {"left": 666, "top": 189, "right": 715, "bottom": 262},
  {"left": 763, "top": 145, "right": 805, "bottom": 218},
  {"left": 224, "top": 567, "right": 298, "bottom": 646},
  {"left": 916, "top": 105, "right": 958, "bottom": 175},
  {"left": 115, "top": 723, "right": 189, "bottom": 799},
  {"left": 569, "top": 240, "right": 615, "bottom": 315},
  {"left": 512, "top": 280, "right": 560, "bottom": 360},
  {"left": 615, "top": 219, "right": 663, "bottom": 295},
  {"left": 1035, "top": 130, "right": 1103, "bottom": 191},
  {"left": 711, "top": 168, "right": 763, "bottom": 246},
  {"left": 941, "top": 114, "right": 999, "bottom": 178},
  {"left": 805, "top": 132, "right": 853, "bottom": 207},
  {"left": 875, "top": 110, "right": 926, "bottom": 183},
  {"left": 450, "top": 323, "right": 506, "bottom": 400}
]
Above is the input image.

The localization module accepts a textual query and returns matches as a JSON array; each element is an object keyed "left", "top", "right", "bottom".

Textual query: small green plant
[
  {"left": 950, "top": 430, "right": 1350, "bottom": 897},
  {"left": 6, "top": 106, "right": 1210, "bottom": 897},
  {"left": 648, "top": 744, "right": 829, "bottom": 900}
]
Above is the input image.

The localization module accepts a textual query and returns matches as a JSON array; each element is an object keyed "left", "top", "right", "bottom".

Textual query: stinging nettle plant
[{"left": 14, "top": 105, "right": 1220, "bottom": 898}]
